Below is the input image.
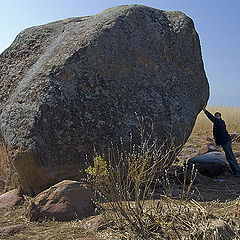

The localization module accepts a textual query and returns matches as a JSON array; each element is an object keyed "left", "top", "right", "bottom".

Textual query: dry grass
[
  {"left": 0, "top": 199, "right": 100, "bottom": 240},
  {"left": 1, "top": 196, "right": 238, "bottom": 240},
  {"left": 193, "top": 105, "right": 240, "bottom": 136},
  {"left": 100, "top": 197, "right": 240, "bottom": 240},
  {"left": 0, "top": 195, "right": 239, "bottom": 240}
]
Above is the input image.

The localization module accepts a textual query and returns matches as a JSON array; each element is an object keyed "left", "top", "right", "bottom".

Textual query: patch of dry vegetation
[
  {"left": 0, "top": 194, "right": 239, "bottom": 240},
  {"left": 99, "top": 197, "right": 240, "bottom": 240},
  {"left": 0, "top": 199, "right": 99, "bottom": 240}
]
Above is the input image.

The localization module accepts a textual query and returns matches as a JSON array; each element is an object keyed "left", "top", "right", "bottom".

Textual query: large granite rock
[{"left": 0, "top": 5, "right": 209, "bottom": 194}]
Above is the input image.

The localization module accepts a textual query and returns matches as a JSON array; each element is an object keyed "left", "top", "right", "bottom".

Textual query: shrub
[{"left": 84, "top": 128, "right": 181, "bottom": 239}]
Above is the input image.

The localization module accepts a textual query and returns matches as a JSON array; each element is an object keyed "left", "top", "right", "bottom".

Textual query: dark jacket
[{"left": 204, "top": 110, "right": 231, "bottom": 146}]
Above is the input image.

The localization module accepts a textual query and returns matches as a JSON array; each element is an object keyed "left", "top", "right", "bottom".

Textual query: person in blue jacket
[{"left": 203, "top": 107, "right": 240, "bottom": 177}]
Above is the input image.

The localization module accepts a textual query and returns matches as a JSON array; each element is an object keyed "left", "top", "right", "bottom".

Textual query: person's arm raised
[{"left": 203, "top": 109, "right": 217, "bottom": 124}]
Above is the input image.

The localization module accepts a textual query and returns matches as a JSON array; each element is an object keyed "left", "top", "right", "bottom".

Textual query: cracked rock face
[{"left": 0, "top": 5, "right": 209, "bottom": 195}]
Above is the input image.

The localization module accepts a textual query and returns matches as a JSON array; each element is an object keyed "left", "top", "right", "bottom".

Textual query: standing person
[{"left": 203, "top": 107, "right": 240, "bottom": 177}]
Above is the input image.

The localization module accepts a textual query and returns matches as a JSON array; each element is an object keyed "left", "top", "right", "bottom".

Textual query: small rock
[
  {"left": 188, "top": 155, "right": 228, "bottom": 177},
  {"left": 26, "top": 180, "right": 95, "bottom": 221},
  {"left": 0, "top": 189, "right": 24, "bottom": 209},
  {"left": 0, "top": 225, "right": 25, "bottom": 236},
  {"left": 198, "top": 142, "right": 220, "bottom": 155},
  {"left": 83, "top": 215, "right": 107, "bottom": 231}
]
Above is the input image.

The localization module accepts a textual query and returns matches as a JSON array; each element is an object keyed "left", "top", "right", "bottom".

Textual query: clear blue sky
[{"left": 0, "top": 0, "right": 239, "bottom": 106}]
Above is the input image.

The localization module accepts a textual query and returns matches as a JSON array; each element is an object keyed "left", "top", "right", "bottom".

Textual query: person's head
[{"left": 214, "top": 112, "right": 222, "bottom": 119}]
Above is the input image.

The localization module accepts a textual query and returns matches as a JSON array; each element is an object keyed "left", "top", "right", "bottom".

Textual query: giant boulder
[{"left": 0, "top": 5, "right": 209, "bottom": 194}]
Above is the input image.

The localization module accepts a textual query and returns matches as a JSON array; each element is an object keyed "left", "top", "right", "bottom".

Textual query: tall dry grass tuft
[{"left": 193, "top": 105, "right": 240, "bottom": 136}]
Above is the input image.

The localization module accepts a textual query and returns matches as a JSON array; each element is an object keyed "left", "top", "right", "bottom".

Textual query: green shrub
[{"left": 85, "top": 155, "right": 107, "bottom": 177}]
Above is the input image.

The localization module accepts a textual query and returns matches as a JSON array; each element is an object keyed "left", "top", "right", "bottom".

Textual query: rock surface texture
[
  {"left": 0, "top": 5, "right": 209, "bottom": 194},
  {"left": 26, "top": 180, "right": 95, "bottom": 221}
]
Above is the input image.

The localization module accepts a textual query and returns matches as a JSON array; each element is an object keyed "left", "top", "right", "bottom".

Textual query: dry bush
[
  {"left": 84, "top": 127, "right": 239, "bottom": 239},
  {"left": 140, "top": 198, "right": 238, "bottom": 240},
  {"left": 85, "top": 128, "right": 179, "bottom": 239},
  {"left": 193, "top": 105, "right": 240, "bottom": 137}
]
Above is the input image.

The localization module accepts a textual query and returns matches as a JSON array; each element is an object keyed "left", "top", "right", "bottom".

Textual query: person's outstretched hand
[{"left": 202, "top": 103, "right": 207, "bottom": 112}]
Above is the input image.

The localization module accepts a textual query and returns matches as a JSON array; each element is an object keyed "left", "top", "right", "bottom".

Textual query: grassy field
[{"left": 0, "top": 106, "right": 240, "bottom": 239}]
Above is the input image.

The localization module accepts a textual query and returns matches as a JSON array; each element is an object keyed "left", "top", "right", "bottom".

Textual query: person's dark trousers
[{"left": 222, "top": 141, "right": 240, "bottom": 175}]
